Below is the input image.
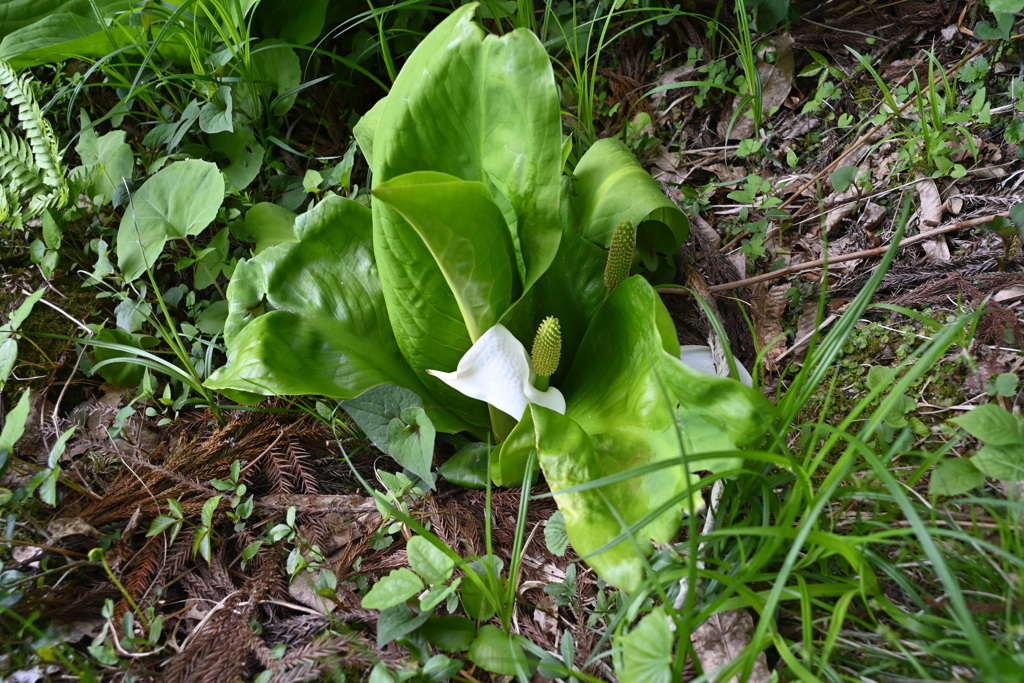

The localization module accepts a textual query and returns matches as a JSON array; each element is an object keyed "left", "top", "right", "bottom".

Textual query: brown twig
[{"left": 659, "top": 212, "right": 1009, "bottom": 295}]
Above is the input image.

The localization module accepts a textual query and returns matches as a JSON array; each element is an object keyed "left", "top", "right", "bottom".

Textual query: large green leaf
[
  {"left": 497, "top": 277, "right": 771, "bottom": 590},
  {"left": 565, "top": 277, "right": 770, "bottom": 449},
  {"left": 374, "top": 171, "right": 519, "bottom": 342},
  {"left": 255, "top": 0, "right": 329, "bottom": 45},
  {"left": 616, "top": 608, "right": 674, "bottom": 683},
  {"left": 352, "top": 97, "right": 386, "bottom": 173},
  {"left": 0, "top": 0, "right": 130, "bottom": 40},
  {"left": 205, "top": 196, "right": 432, "bottom": 406},
  {"left": 242, "top": 202, "right": 296, "bottom": 253},
  {"left": 0, "top": 11, "right": 139, "bottom": 69},
  {"left": 509, "top": 404, "right": 701, "bottom": 592},
  {"left": 569, "top": 138, "right": 688, "bottom": 249},
  {"left": 116, "top": 160, "right": 224, "bottom": 281},
  {"left": 210, "top": 129, "right": 264, "bottom": 191},
  {"left": 244, "top": 40, "right": 300, "bottom": 117},
  {"left": 370, "top": 4, "right": 561, "bottom": 382}
]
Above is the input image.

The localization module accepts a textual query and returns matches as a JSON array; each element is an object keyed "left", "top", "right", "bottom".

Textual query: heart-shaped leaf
[
  {"left": 388, "top": 408, "right": 437, "bottom": 490},
  {"left": 117, "top": 160, "right": 224, "bottom": 281}
]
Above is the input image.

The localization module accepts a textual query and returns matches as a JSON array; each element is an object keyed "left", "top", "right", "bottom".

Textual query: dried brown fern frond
[
  {"left": 262, "top": 440, "right": 294, "bottom": 495},
  {"left": 295, "top": 512, "right": 332, "bottom": 553},
  {"left": 81, "top": 411, "right": 291, "bottom": 526},
  {"left": 118, "top": 533, "right": 165, "bottom": 614},
  {"left": 163, "top": 534, "right": 195, "bottom": 580},
  {"left": 261, "top": 436, "right": 324, "bottom": 496},
  {"left": 9, "top": 578, "right": 120, "bottom": 625},
  {"left": 180, "top": 553, "right": 235, "bottom": 610},
  {"left": 265, "top": 634, "right": 379, "bottom": 683},
  {"left": 262, "top": 614, "right": 330, "bottom": 647},
  {"left": 160, "top": 556, "right": 278, "bottom": 683},
  {"left": 289, "top": 440, "right": 320, "bottom": 494}
]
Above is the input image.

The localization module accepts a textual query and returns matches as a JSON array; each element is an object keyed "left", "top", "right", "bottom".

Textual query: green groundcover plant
[{"left": 207, "top": 3, "right": 772, "bottom": 591}]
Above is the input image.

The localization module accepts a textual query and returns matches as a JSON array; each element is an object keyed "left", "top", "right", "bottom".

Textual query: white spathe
[
  {"left": 427, "top": 324, "right": 566, "bottom": 420},
  {"left": 679, "top": 345, "right": 753, "bottom": 387}
]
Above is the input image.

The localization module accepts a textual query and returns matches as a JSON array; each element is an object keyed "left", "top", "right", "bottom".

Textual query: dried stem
[{"left": 659, "top": 212, "right": 1009, "bottom": 295}]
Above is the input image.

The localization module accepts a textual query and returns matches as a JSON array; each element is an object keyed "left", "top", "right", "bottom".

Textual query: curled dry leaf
[
  {"left": 690, "top": 610, "right": 771, "bottom": 683},
  {"left": 824, "top": 186, "right": 863, "bottom": 234},
  {"left": 751, "top": 283, "right": 789, "bottom": 372},
  {"left": 718, "top": 34, "right": 795, "bottom": 140},
  {"left": 650, "top": 64, "right": 700, "bottom": 117},
  {"left": 914, "top": 175, "right": 949, "bottom": 262},
  {"left": 651, "top": 145, "right": 689, "bottom": 185},
  {"left": 288, "top": 571, "right": 336, "bottom": 616},
  {"left": 46, "top": 517, "right": 100, "bottom": 542}
]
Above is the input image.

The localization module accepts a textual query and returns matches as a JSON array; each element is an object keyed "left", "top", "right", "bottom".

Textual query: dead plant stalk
[{"left": 658, "top": 211, "right": 1010, "bottom": 294}]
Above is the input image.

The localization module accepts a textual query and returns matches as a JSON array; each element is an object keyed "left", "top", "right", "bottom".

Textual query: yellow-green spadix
[
  {"left": 604, "top": 219, "right": 636, "bottom": 291},
  {"left": 531, "top": 316, "right": 561, "bottom": 378},
  {"left": 427, "top": 324, "right": 566, "bottom": 421}
]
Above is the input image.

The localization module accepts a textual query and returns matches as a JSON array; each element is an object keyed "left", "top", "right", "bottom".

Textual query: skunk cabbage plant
[{"left": 207, "top": 4, "right": 772, "bottom": 591}]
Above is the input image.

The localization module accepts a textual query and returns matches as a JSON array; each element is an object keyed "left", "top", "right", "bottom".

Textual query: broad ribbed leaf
[
  {"left": 569, "top": 137, "right": 688, "bottom": 249},
  {"left": 0, "top": 0, "right": 124, "bottom": 39},
  {"left": 374, "top": 172, "right": 519, "bottom": 342},
  {"left": 507, "top": 404, "right": 700, "bottom": 592},
  {"left": 370, "top": 4, "right": 561, "bottom": 386},
  {"left": 0, "top": 8, "right": 137, "bottom": 69},
  {"left": 0, "top": 0, "right": 133, "bottom": 63},
  {"left": 352, "top": 97, "right": 385, "bottom": 173},
  {"left": 565, "top": 278, "right": 769, "bottom": 448},
  {"left": 206, "top": 196, "right": 428, "bottom": 403}
]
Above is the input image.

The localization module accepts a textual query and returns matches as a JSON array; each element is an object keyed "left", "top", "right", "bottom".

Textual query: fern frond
[
  {"left": 0, "top": 126, "right": 48, "bottom": 197},
  {"left": 0, "top": 58, "right": 68, "bottom": 219}
]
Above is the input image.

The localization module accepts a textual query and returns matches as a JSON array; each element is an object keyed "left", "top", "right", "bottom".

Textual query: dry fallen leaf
[
  {"left": 915, "top": 175, "right": 949, "bottom": 262},
  {"left": 824, "top": 185, "right": 863, "bottom": 232},
  {"left": 690, "top": 609, "right": 771, "bottom": 683},
  {"left": 719, "top": 34, "right": 795, "bottom": 140},
  {"left": 288, "top": 570, "right": 336, "bottom": 615},
  {"left": 751, "top": 283, "right": 788, "bottom": 372},
  {"left": 47, "top": 517, "right": 100, "bottom": 542}
]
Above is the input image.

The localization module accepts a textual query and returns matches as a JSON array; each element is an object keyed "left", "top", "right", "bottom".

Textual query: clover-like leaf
[{"left": 361, "top": 567, "right": 424, "bottom": 610}]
